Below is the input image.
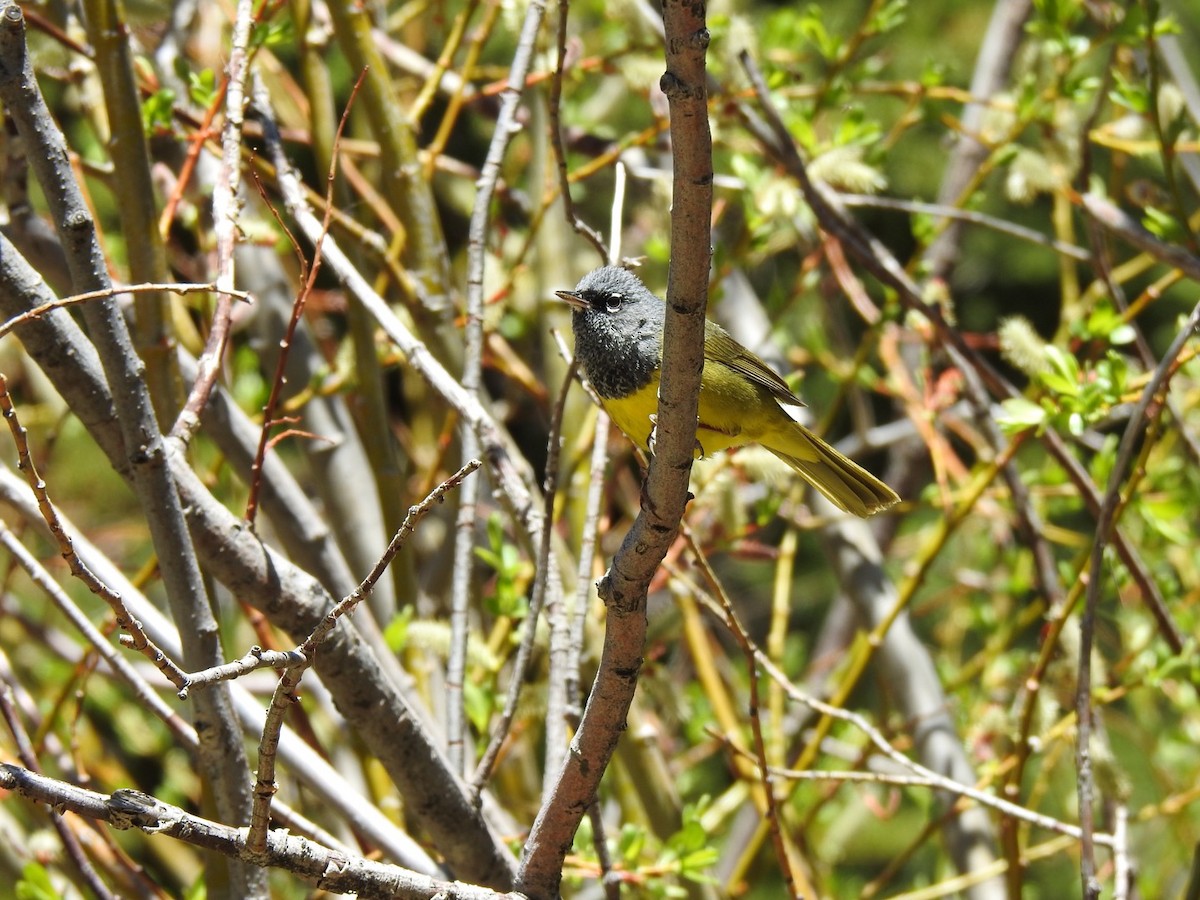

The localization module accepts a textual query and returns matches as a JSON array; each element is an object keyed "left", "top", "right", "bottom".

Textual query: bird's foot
[{"left": 646, "top": 414, "right": 706, "bottom": 458}]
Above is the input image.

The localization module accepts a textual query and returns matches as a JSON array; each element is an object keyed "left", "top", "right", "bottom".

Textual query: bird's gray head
[{"left": 556, "top": 266, "right": 665, "bottom": 399}]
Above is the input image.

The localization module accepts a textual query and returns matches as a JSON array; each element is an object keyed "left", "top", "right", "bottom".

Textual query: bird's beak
[{"left": 555, "top": 289, "right": 589, "bottom": 310}]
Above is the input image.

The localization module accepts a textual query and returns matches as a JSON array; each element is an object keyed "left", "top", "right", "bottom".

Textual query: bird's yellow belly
[
  {"left": 598, "top": 363, "right": 782, "bottom": 458},
  {"left": 598, "top": 381, "right": 660, "bottom": 454}
]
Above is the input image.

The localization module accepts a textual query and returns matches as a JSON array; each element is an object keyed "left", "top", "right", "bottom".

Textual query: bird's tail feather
[{"left": 767, "top": 425, "right": 899, "bottom": 517}]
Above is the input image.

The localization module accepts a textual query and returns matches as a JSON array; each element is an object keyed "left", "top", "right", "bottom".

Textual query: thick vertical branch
[{"left": 514, "top": 3, "right": 712, "bottom": 897}]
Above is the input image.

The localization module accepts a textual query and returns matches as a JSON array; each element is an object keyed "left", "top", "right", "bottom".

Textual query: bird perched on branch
[{"left": 558, "top": 265, "right": 899, "bottom": 517}]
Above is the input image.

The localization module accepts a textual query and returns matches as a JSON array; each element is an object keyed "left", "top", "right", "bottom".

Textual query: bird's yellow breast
[
  {"left": 598, "top": 358, "right": 794, "bottom": 458},
  {"left": 598, "top": 378, "right": 661, "bottom": 454}
]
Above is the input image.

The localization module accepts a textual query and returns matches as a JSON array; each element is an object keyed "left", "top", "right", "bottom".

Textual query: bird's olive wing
[{"left": 704, "top": 324, "right": 806, "bottom": 408}]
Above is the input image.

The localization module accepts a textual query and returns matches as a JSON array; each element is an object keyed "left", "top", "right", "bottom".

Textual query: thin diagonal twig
[
  {"left": 0, "top": 376, "right": 187, "bottom": 688},
  {"left": 0, "top": 281, "right": 249, "bottom": 340},
  {"left": 1076, "top": 297, "right": 1200, "bottom": 894},
  {"left": 243, "top": 69, "right": 366, "bottom": 525},
  {"left": 244, "top": 459, "right": 482, "bottom": 857}
]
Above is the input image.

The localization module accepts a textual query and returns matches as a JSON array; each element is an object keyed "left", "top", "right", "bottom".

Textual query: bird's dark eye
[{"left": 605, "top": 294, "right": 623, "bottom": 313}]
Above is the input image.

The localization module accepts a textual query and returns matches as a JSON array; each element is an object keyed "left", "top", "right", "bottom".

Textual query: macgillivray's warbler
[{"left": 558, "top": 266, "right": 900, "bottom": 517}]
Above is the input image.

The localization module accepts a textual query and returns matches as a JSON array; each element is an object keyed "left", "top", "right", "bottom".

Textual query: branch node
[{"left": 658, "top": 70, "right": 684, "bottom": 98}]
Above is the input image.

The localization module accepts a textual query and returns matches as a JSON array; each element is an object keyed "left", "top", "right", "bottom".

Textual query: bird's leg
[{"left": 647, "top": 413, "right": 706, "bottom": 458}]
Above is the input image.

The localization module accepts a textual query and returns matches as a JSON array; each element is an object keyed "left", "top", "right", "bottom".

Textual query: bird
[{"left": 557, "top": 265, "right": 899, "bottom": 517}]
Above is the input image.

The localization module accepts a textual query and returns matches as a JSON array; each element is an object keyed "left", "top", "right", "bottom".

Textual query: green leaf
[
  {"left": 1109, "top": 70, "right": 1149, "bottom": 114},
  {"left": 488, "top": 581, "right": 528, "bottom": 619},
  {"left": 1142, "top": 206, "right": 1187, "bottom": 243},
  {"left": 250, "top": 17, "right": 295, "bottom": 51},
  {"left": 867, "top": 0, "right": 908, "bottom": 34},
  {"left": 667, "top": 819, "right": 707, "bottom": 855},
  {"left": 486, "top": 514, "right": 505, "bottom": 555},
  {"left": 1043, "top": 344, "right": 1079, "bottom": 380},
  {"left": 463, "top": 680, "right": 494, "bottom": 735},
  {"left": 473, "top": 546, "right": 502, "bottom": 570},
  {"left": 500, "top": 542, "right": 521, "bottom": 573},
  {"left": 680, "top": 847, "right": 721, "bottom": 875},
  {"left": 141, "top": 88, "right": 176, "bottom": 137},
  {"left": 1041, "top": 372, "right": 1079, "bottom": 397},
  {"left": 618, "top": 823, "right": 646, "bottom": 865},
  {"left": 383, "top": 606, "right": 413, "bottom": 653},
  {"left": 1152, "top": 13, "right": 1181, "bottom": 36},
  {"left": 1040, "top": 345, "right": 1081, "bottom": 396},
  {"left": 996, "top": 397, "right": 1047, "bottom": 434},
  {"left": 797, "top": 4, "right": 841, "bottom": 59},
  {"left": 16, "top": 864, "right": 60, "bottom": 900},
  {"left": 187, "top": 68, "right": 217, "bottom": 108}
]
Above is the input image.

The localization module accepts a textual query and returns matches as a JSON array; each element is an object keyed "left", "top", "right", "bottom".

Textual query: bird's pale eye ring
[{"left": 605, "top": 295, "right": 623, "bottom": 313}]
